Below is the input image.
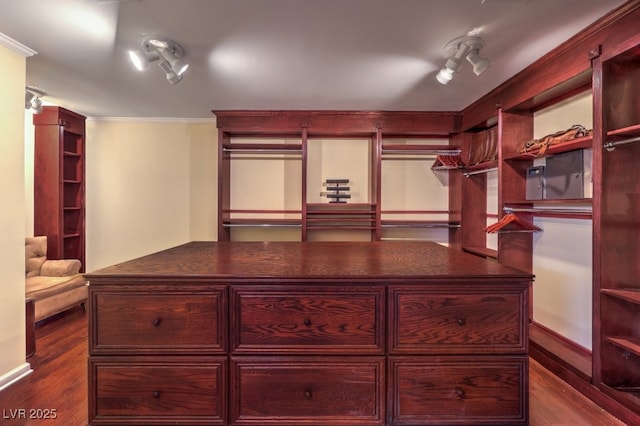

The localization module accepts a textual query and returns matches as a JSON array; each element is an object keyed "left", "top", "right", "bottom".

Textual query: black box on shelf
[
  {"left": 544, "top": 150, "right": 591, "bottom": 199},
  {"left": 525, "top": 166, "right": 545, "bottom": 200}
]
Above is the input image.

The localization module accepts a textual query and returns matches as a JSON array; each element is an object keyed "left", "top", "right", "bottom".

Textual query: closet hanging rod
[
  {"left": 504, "top": 207, "right": 592, "bottom": 215},
  {"left": 222, "top": 223, "right": 302, "bottom": 228},
  {"left": 223, "top": 148, "right": 302, "bottom": 154},
  {"left": 464, "top": 167, "right": 498, "bottom": 177},
  {"left": 380, "top": 237, "right": 436, "bottom": 241},
  {"left": 381, "top": 223, "right": 460, "bottom": 229},
  {"left": 381, "top": 149, "right": 461, "bottom": 156},
  {"left": 604, "top": 135, "right": 640, "bottom": 151}
]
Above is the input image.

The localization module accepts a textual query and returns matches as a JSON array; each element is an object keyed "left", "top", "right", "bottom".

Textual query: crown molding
[
  {"left": 0, "top": 32, "right": 36, "bottom": 57},
  {"left": 87, "top": 116, "right": 215, "bottom": 124}
]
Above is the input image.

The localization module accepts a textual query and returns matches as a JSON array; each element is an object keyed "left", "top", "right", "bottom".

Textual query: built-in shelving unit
[
  {"left": 593, "top": 40, "right": 640, "bottom": 417},
  {"left": 218, "top": 136, "right": 303, "bottom": 241},
  {"left": 214, "top": 111, "right": 460, "bottom": 243},
  {"left": 33, "top": 106, "right": 86, "bottom": 270},
  {"left": 380, "top": 139, "right": 459, "bottom": 242}
]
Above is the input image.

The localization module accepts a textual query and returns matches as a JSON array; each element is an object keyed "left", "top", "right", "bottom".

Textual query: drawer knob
[
  {"left": 304, "top": 389, "right": 312, "bottom": 399},
  {"left": 455, "top": 388, "right": 465, "bottom": 398},
  {"left": 303, "top": 318, "right": 312, "bottom": 326},
  {"left": 456, "top": 318, "right": 466, "bottom": 326},
  {"left": 152, "top": 318, "right": 162, "bottom": 327},
  {"left": 152, "top": 391, "right": 161, "bottom": 399}
]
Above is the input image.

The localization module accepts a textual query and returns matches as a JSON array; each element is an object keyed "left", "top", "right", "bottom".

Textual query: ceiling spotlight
[
  {"left": 25, "top": 86, "right": 45, "bottom": 114},
  {"left": 466, "top": 50, "right": 491, "bottom": 76},
  {"left": 436, "top": 67, "right": 454, "bottom": 85},
  {"left": 436, "top": 35, "right": 490, "bottom": 85},
  {"left": 128, "top": 37, "right": 189, "bottom": 84}
]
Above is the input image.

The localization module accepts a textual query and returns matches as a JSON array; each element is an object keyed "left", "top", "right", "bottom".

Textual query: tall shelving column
[
  {"left": 33, "top": 106, "right": 86, "bottom": 270},
  {"left": 593, "top": 42, "right": 640, "bottom": 418},
  {"left": 458, "top": 124, "right": 499, "bottom": 259},
  {"left": 497, "top": 109, "right": 534, "bottom": 273}
]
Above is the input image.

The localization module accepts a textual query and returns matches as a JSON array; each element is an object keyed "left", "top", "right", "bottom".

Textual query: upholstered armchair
[{"left": 25, "top": 236, "right": 88, "bottom": 322}]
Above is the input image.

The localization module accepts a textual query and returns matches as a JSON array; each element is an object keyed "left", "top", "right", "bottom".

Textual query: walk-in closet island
[{"left": 86, "top": 240, "right": 532, "bottom": 425}]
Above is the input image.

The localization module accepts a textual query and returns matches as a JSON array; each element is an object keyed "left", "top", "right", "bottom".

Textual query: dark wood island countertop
[
  {"left": 87, "top": 240, "right": 533, "bottom": 425},
  {"left": 86, "top": 240, "right": 532, "bottom": 282}
]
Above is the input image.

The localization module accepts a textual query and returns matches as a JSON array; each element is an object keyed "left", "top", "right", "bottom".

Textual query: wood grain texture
[
  {"left": 389, "top": 356, "right": 526, "bottom": 424},
  {"left": 90, "top": 357, "right": 227, "bottom": 424},
  {"left": 91, "top": 288, "right": 227, "bottom": 355},
  {"left": 85, "top": 241, "right": 532, "bottom": 282},
  {"left": 230, "top": 356, "right": 384, "bottom": 425},
  {"left": 0, "top": 307, "right": 626, "bottom": 425},
  {"left": 232, "top": 285, "right": 384, "bottom": 353},
  {"left": 390, "top": 289, "right": 526, "bottom": 354}
]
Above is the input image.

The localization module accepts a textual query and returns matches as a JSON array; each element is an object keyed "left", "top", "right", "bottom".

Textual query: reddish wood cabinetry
[
  {"left": 33, "top": 106, "right": 86, "bottom": 269},
  {"left": 592, "top": 40, "right": 640, "bottom": 418},
  {"left": 87, "top": 241, "right": 531, "bottom": 425}
]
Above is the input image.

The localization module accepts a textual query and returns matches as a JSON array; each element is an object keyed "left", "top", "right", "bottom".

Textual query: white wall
[
  {"left": 380, "top": 138, "right": 451, "bottom": 244},
  {"left": 532, "top": 91, "right": 593, "bottom": 349},
  {"left": 85, "top": 119, "right": 217, "bottom": 272},
  {"left": 189, "top": 122, "right": 219, "bottom": 241},
  {"left": 0, "top": 43, "right": 30, "bottom": 386}
]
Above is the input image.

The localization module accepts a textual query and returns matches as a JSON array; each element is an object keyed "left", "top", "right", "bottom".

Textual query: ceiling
[{"left": 1, "top": 0, "right": 626, "bottom": 119}]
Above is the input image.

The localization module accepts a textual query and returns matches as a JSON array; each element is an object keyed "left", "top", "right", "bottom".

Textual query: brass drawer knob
[
  {"left": 152, "top": 318, "right": 162, "bottom": 327},
  {"left": 456, "top": 318, "right": 466, "bottom": 326}
]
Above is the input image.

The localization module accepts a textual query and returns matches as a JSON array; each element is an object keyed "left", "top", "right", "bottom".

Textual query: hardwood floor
[{"left": 0, "top": 306, "right": 628, "bottom": 425}]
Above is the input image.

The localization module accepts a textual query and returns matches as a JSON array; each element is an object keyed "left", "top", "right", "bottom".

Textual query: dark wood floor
[{"left": 0, "top": 306, "right": 628, "bottom": 425}]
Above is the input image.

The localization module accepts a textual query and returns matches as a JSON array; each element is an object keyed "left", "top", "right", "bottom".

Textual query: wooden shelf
[
  {"left": 607, "top": 123, "right": 640, "bottom": 138},
  {"left": 381, "top": 220, "right": 460, "bottom": 228},
  {"left": 506, "top": 199, "right": 592, "bottom": 205},
  {"left": 307, "top": 203, "right": 375, "bottom": 211},
  {"left": 464, "top": 159, "right": 498, "bottom": 172},
  {"left": 223, "top": 218, "right": 301, "bottom": 226},
  {"left": 606, "top": 337, "right": 640, "bottom": 358},
  {"left": 462, "top": 246, "right": 498, "bottom": 259},
  {"left": 601, "top": 289, "right": 640, "bottom": 304},
  {"left": 505, "top": 135, "right": 592, "bottom": 160}
]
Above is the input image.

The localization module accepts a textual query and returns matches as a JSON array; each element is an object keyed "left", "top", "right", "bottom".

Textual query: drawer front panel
[
  {"left": 232, "top": 286, "right": 384, "bottom": 353},
  {"left": 90, "top": 358, "right": 227, "bottom": 425},
  {"left": 92, "top": 290, "right": 227, "bottom": 354},
  {"left": 231, "top": 356, "right": 385, "bottom": 425},
  {"left": 390, "top": 287, "right": 526, "bottom": 353},
  {"left": 389, "top": 356, "right": 528, "bottom": 425}
]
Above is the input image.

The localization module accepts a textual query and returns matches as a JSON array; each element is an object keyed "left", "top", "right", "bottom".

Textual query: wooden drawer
[
  {"left": 91, "top": 288, "right": 227, "bottom": 354},
  {"left": 89, "top": 356, "right": 227, "bottom": 425},
  {"left": 231, "top": 285, "right": 385, "bottom": 354},
  {"left": 389, "top": 286, "right": 527, "bottom": 354},
  {"left": 389, "top": 356, "right": 528, "bottom": 425},
  {"left": 231, "top": 356, "right": 385, "bottom": 425}
]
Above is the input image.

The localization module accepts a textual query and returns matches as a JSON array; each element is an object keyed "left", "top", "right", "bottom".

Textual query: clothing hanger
[{"left": 485, "top": 213, "right": 542, "bottom": 233}]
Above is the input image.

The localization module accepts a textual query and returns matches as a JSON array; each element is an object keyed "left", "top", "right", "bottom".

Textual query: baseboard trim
[
  {"left": 0, "top": 363, "right": 33, "bottom": 392},
  {"left": 529, "top": 321, "right": 591, "bottom": 381},
  {"left": 530, "top": 323, "right": 640, "bottom": 425}
]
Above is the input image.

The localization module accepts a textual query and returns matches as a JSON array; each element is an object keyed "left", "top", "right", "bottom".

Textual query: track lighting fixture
[
  {"left": 436, "top": 35, "right": 490, "bottom": 85},
  {"left": 128, "top": 37, "right": 189, "bottom": 84},
  {"left": 25, "top": 86, "right": 45, "bottom": 114}
]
